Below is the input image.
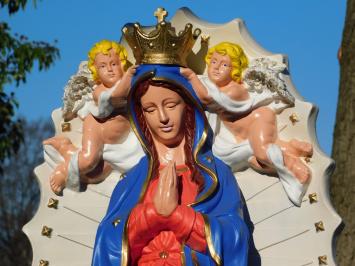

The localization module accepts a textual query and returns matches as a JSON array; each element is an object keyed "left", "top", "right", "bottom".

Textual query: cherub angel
[
  {"left": 44, "top": 40, "right": 144, "bottom": 194},
  {"left": 181, "top": 42, "right": 313, "bottom": 206}
]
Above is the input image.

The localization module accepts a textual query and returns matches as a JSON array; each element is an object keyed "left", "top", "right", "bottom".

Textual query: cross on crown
[{"left": 154, "top": 7, "right": 168, "bottom": 23}]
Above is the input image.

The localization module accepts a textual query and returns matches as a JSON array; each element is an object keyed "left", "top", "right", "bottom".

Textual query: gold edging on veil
[
  {"left": 127, "top": 70, "right": 156, "bottom": 203},
  {"left": 121, "top": 71, "right": 156, "bottom": 266},
  {"left": 191, "top": 250, "right": 200, "bottom": 265},
  {"left": 181, "top": 242, "right": 187, "bottom": 266},
  {"left": 202, "top": 214, "right": 222, "bottom": 265},
  {"left": 120, "top": 214, "right": 131, "bottom": 266}
]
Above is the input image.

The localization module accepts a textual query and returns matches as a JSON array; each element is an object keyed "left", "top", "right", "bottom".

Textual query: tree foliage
[
  {"left": 0, "top": 0, "right": 33, "bottom": 14},
  {"left": 0, "top": 0, "right": 59, "bottom": 172},
  {"left": 0, "top": 118, "right": 54, "bottom": 266}
]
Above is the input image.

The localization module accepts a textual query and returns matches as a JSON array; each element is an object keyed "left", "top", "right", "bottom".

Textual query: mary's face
[{"left": 140, "top": 85, "right": 186, "bottom": 147}]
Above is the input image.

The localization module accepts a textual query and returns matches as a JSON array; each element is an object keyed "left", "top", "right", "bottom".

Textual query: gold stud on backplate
[
  {"left": 309, "top": 193, "right": 318, "bottom": 204},
  {"left": 112, "top": 217, "right": 121, "bottom": 227},
  {"left": 41, "top": 226, "right": 52, "bottom": 237},
  {"left": 47, "top": 198, "right": 59, "bottom": 209},
  {"left": 201, "top": 34, "right": 210, "bottom": 43},
  {"left": 318, "top": 255, "right": 327, "bottom": 265},
  {"left": 315, "top": 221, "right": 325, "bottom": 232},
  {"left": 61, "top": 122, "right": 71, "bottom": 132},
  {"left": 39, "top": 260, "right": 49, "bottom": 266},
  {"left": 289, "top": 113, "right": 299, "bottom": 125}
]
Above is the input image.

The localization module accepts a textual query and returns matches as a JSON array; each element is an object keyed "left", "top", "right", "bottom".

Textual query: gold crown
[{"left": 122, "top": 7, "right": 201, "bottom": 66}]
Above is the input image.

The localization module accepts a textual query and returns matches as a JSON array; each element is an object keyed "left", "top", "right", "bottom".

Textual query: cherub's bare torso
[{"left": 91, "top": 85, "right": 131, "bottom": 144}]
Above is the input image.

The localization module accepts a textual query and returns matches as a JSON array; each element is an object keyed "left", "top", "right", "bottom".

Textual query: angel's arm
[
  {"left": 91, "top": 66, "right": 137, "bottom": 118},
  {"left": 110, "top": 65, "right": 137, "bottom": 107},
  {"left": 180, "top": 67, "right": 214, "bottom": 105}
]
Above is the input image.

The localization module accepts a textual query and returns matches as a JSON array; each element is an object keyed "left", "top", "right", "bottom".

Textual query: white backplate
[{"left": 23, "top": 7, "right": 341, "bottom": 266}]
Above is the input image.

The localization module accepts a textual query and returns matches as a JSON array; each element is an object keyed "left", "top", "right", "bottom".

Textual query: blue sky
[{"left": 3, "top": 0, "right": 347, "bottom": 155}]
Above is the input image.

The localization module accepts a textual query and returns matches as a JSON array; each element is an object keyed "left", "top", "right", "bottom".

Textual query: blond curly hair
[
  {"left": 205, "top": 42, "right": 248, "bottom": 83},
  {"left": 88, "top": 40, "right": 128, "bottom": 82}
]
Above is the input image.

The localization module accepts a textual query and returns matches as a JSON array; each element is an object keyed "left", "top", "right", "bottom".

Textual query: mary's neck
[{"left": 152, "top": 137, "right": 186, "bottom": 165}]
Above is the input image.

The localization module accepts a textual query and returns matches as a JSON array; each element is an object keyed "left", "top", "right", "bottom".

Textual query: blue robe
[{"left": 92, "top": 65, "right": 249, "bottom": 266}]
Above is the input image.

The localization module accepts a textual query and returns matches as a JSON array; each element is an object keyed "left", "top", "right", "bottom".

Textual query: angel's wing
[
  {"left": 62, "top": 61, "right": 96, "bottom": 122},
  {"left": 243, "top": 57, "right": 295, "bottom": 106}
]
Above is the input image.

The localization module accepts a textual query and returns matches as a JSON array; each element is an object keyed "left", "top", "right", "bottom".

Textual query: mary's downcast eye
[
  {"left": 143, "top": 107, "right": 156, "bottom": 113},
  {"left": 166, "top": 102, "right": 178, "bottom": 109}
]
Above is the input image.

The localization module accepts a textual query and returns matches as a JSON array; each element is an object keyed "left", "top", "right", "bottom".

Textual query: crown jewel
[{"left": 122, "top": 8, "right": 201, "bottom": 66}]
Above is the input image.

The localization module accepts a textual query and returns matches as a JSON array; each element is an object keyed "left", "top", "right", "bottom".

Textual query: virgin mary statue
[
  {"left": 92, "top": 14, "right": 249, "bottom": 266},
  {"left": 92, "top": 64, "right": 249, "bottom": 266}
]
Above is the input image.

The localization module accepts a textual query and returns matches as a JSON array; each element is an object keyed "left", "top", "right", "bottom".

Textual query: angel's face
[
  {"left": 140, "top": 85, "right": 186, "bottom": 147},
  {"left": 208, "top": 52, "right": 233, "bottom": 87},
  {"left": 94, "top": 49, "right": 124, "bottom": 87}
]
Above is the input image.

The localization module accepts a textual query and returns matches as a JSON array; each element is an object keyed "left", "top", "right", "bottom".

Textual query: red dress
[{"left": 128, "top": 165, "right": 207, "bottom": 265}]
